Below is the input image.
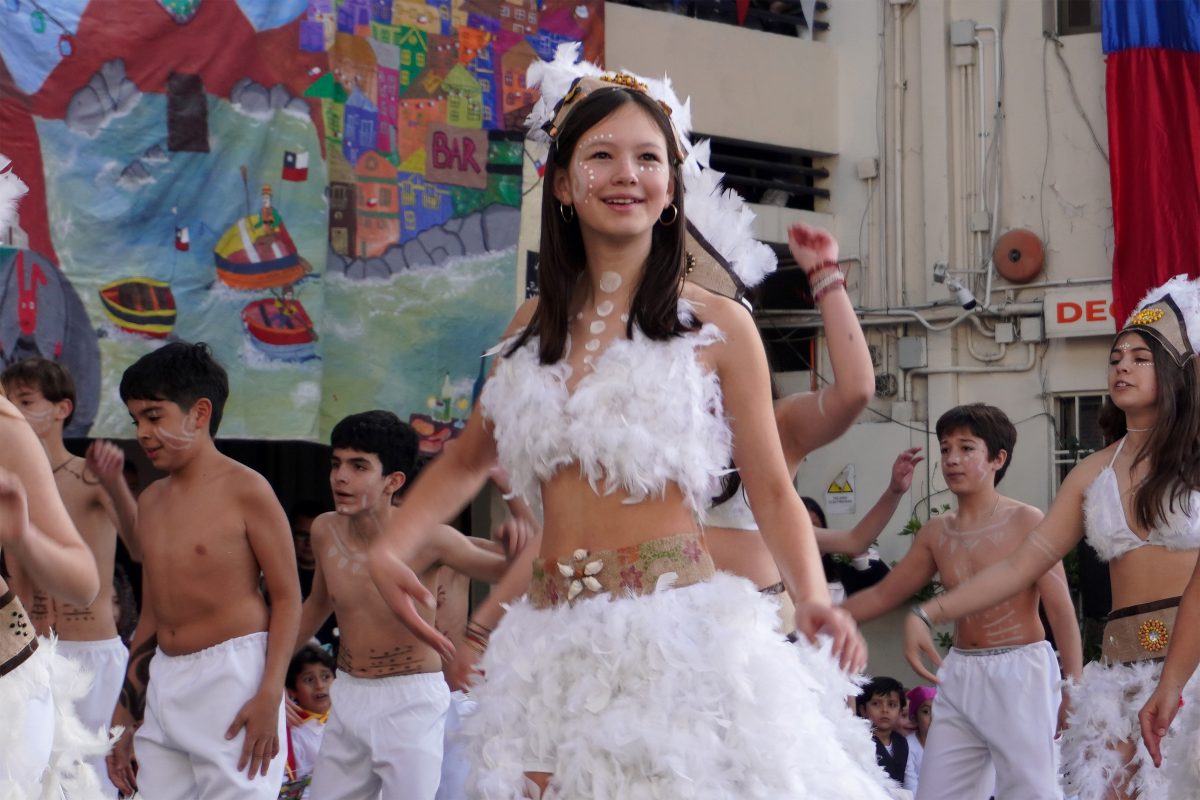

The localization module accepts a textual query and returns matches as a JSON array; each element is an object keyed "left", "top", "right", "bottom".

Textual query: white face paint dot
[
  {"left": 576, "top": 312, "right": 583, "bottom": 319},
  {"left": 620, "top": 313, "right": 630, "bottom": 323},
  {"left": 583, "top": 354, "right": 594, "bottom": 365},
  {"left": 585, "top": 339, "right": 601, "bottom": 352},
  {"left": 599, "top": 271, "right": 622, "bottom": 293},
  {"left": 589, "top": 320, "right": 605, "bottom": 334},
  {"left": 596, "top": 300, "right": 614, "bottom": 317}
]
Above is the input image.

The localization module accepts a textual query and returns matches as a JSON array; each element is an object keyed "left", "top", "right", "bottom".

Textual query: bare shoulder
[
  {"left": 1060, "top": 445, "right": 1115, "bottom": 492},
  {"left": 681, "top": 285, "right": 752, "bottom": 334},
  {"left": 223, "top": 457, "right": 274, "bottom": 499},
  {"left": 1005, "top": 499, "right": 1045, "bottom": 528},
  {"left": 309, "top": 511, "right": 341, "bottom": 546},
  {"left": 513, "top": 297, "right": 538, "bottom": 327},
  {"left": 911, "top": 516, "right": 946, "bottom": 548}
]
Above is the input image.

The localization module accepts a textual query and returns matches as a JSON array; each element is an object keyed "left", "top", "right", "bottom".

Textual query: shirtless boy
[
  {"left": 842, "top": 404, "right": 1082, "bottom": 800},
  {"left": 106, "top": 342, "right": 301, "bottom": 799},
  {"left": 2, "top": 358, "right": 138, "bottom": 798},
  {"left": 296, "top": 410, "right": 523, "bottom": 800}
]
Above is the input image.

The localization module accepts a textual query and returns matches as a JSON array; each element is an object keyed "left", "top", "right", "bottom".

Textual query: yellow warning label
[{"left": 827, "top": 481, "right": 853, "bottom": 493}]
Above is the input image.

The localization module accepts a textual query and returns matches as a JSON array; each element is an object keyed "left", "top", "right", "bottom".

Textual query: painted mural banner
[{"left": 0, "top": 0, "right": 604, "bottom": 445}]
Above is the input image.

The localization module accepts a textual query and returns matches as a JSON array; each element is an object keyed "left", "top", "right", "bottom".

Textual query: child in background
[
  {"left": 295, "top": 410, "right": 528, "bottom": 800},
  {"left": 281, "top": 645, "right": 334, "bottom": 799},
  {"left": 858, "top": 677, "right": 909, "bottom": 786},
  {"left": 904, "top": 685, "right": 935, "bottom": 794}
]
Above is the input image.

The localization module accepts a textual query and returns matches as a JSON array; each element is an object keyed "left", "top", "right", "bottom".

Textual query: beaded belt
[
  {"left": 528, "top": 532, "right": 715, "bottom": 609},
  {"left": 1102, "top": 596, "right": 1180, "bottom": 665},
  {"left": 0, "top": 589, "right": 38, "bottom": 677}
]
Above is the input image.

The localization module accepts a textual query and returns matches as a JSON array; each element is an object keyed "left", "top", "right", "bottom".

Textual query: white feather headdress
[
  {"left": 524, "top": 45, "right": 776, "bottom": 300},
  {"left": 0, "top": 154, "right": 29, "bottom": 234},
  {"left": 1121, "top": 274, "right": 1200, "bottom": 366}
]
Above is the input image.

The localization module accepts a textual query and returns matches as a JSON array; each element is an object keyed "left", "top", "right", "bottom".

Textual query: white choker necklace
[{"left": 1126, "top": 426, "right": 1152, "bottom": 432}]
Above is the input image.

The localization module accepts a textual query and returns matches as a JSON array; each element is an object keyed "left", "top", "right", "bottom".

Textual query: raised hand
[
  {"left": 889, "top": 447, "right": 924, "bottom": 494},
  {"left": 793, "top": 602, "right": 867, "bottom": 673},
  {"left": 367, "top": 541, "right": 455, "bottom": 661},
  {"left": 492, "top": 515, "right": 536, "bottom": 560},
  {"left": 86, "top": 440, "right": 126, "bottom": 488},
  {"left": 787, "top": 223, "right": 839, "bottom": 275}
]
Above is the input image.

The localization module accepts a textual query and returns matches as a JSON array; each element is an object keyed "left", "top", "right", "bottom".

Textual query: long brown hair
[
  {"left": 1098, "top": 332, "right": 1200, "bottom": 529},
  {"left": 507, "top": 88, "right": 690, "bottom": 364}
]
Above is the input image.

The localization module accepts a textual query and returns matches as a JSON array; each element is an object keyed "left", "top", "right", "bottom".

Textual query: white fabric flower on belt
[{"left": 557, "top": 548, "right": 604, "bottom": 600}]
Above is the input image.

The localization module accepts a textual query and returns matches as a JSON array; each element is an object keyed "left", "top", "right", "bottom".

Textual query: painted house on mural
[
  {"left": 392, "top": 0, "right": 442, "bottom": 34},
  {"left": 355, "top": 152, "right": 402, "bottom": 257},
  {"left": 397, "top": 172, "right": 455, "bottom": 243},
  {"left": 370, "top": 38, "right": 401, "bottom": 155},
  {"left": 327, "top": 148, "right": 357, "bottom": 257},
  {"left": 443, "top": 63, "right": 484, "bottom": 129},
  {"left": 427, "top": 32, "right": 461, "bottom": 72},
  {"left": 371, "top": 0, "right": 392, "bottom": 24},
  {"left": 498, "top": 38, "right": 537, "bottom": 128},
  {"left": 498, "top": 0, "right": 538, "bottom": 35},
  {"left": 300, "top": 0, "right": 336, "bottom": 52},
  {"left": 396, "top": 27, "right": 429, "bottom": 91},
  {"left": 428, "top": 0, "right": 454, "bottom": 35},
  {"left": 337, "top": 0, "right": 372, "bottom": 34},
  {"left": 304, "top": 72, "right": 349, "bottom": 145},
  {"left": 343, "top": 87, "right": 380, "bottom": 167},
  {"left": 464, "top": 40, "right": 497, "bottom": 129},
  {"left": 331, "top": 32, "right": 379, "bottom": 104},
  {"left": 398, "top": 65, "right": 449, "bottom": 164}
]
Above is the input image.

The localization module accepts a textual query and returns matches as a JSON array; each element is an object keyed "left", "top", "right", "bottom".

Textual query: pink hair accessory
[{"left": 906, "top": 685, "right": 937, "bottom": 721}]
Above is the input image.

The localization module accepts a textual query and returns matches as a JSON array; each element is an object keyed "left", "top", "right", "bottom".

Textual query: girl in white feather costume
[
  {"left": 0, "top": 155, "right": 114, "bottom": 799},
  {"left": 367, "top": 59, "right": 896, "bottom": 799},
  {"left": 905, "top": 274, "right": 1200, "bottom": 800}
]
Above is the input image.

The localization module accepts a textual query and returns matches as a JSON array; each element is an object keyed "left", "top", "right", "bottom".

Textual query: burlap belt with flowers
[
  {"left": 528, "top": 532, "right": 715, "bottom": 609},
  {"left": 0, "top": 589, "right": 37, "bottom": 677},
  {"left": 1101, "top": 596, "right": 1180, "bottom": 666}
]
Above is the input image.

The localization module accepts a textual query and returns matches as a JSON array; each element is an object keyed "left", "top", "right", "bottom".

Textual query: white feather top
[
  {"left": 0, "top": 154, "right": 29, "bottom": 233},
  {"left": 480, "top": 318, "right": 731, "bottom": 513}
]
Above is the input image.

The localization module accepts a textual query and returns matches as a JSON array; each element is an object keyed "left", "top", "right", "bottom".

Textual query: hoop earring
[
  {"left": 559, "top": 203, "right": 575, "bottom": 223},
  {"left": 659, "top": 204, "right": 678, "bottom": 225}
]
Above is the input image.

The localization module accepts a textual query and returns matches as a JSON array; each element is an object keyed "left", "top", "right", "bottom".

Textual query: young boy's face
[
  {"left": 289, "top": 661, "right": 334, "bottom": 715},
  {"left": 915, "top": 699, "right": 934, "bottom": 739},
  {"left": 8, "top": 383, "right": 68, "bottom": 439},
  {"left": 330, "top": 447, "right": 399, "bottom": 515},
  {"left": 863, "top": 691, "right": 902, "bottom": 734},
  {"left": 126, "top": 398, "right": 204, "bottom": 469},
  {"left": 939, "top": 428, "right": 1004, "bottom": 494}
]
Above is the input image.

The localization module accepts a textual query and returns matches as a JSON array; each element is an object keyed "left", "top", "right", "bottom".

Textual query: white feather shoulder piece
[{"left": 0, "top": 154, "right": 29, "bottom": 233}]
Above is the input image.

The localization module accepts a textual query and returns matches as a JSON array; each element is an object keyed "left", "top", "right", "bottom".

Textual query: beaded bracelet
[
  {"left": 810, "top": 270, "right": 846, "bottom": 303},
  {"left": 463, "top": 620, "right": 492, "bottom": 652},
  {"left": 802, "top": 259, "right": 841, "bottom": 278}
]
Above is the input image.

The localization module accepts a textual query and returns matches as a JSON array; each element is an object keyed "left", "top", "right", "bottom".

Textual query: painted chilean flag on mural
[
  {"left": 1103, "top": 0, "right": 1200, "bottom": 321},
  {"left": 282, "top": 150, "right": 309, "bottom": 182}
]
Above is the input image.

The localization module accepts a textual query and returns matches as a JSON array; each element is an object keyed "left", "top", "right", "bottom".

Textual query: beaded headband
[
  {"left": 525, "top": 45, "right": 776, "bottom": 304},
  {"left": 542, "top": 74, "right": 688, "bottom": 163},
  {"left": 1118, "top": 274, "right": 1200, "bottom": 366}
]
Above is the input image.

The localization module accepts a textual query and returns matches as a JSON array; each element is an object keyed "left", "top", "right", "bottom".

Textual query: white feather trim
[
  {"left": 1125, "top": 273, "right": 1200, "bottom": 359},
  {"left": 1061, "top": 659, "right": 1200, "bottom": 799},
  {"left": 682, "top": 140, "right": 777, "bottom": 290},
  {"left": 0, "top": 637, "right": 117, "bottom": 800},
  {"left": 480, "top": 324, "right": 730, "bottom": 515},
  {"left": 460, "top": 572, "right": 896, "bottom": 799},
  {"left": 0, "top": 154, "right": 29, "bottom": 234}
]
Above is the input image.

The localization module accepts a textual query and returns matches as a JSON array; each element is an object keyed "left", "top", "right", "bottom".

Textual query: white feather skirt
[
  {"left": 0, "top": 637, "right": 117, "bottom": 800},
  {"left": 460, "top": 572, "right": 896, "bottom": 799},
  {"left": 1061, "top": 659, "right": 1200, "bottom": 799}
]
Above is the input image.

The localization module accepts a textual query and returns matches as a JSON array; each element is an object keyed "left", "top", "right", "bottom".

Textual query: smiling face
[
  {"left": 553, "top": 101, "right": 674, "bottom": 243},
  {"left": 329, "top": 447, "right": 404, "bottom": 516},
  {"left": 126, "top": 397, "right": 207, "bottom": 470},
  {"left": 1109, "top": 331, "right": 1159, "bottom": 414},
  {"left": 289, "top": 661, "right": 334, "bottom": 715},
  {"left": 939, "top": 428, "right": 1005, "bottom": 494}
]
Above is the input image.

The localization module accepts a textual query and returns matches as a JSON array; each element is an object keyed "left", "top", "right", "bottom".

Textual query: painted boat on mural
[
  {"left": 240, "top": 297, "right": 318, "bottom": 361},
  {"left": 213, "top": 212, "right": 310, "bottom": 291},
  {"left": 98, "top": 277, "right": 177, "bottom": 338}
]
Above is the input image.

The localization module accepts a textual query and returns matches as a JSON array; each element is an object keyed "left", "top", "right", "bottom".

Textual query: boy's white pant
[
  {"left": 437, "top": 690, "right": 478, "bottom": 800},
  {"left": 309, "top": 670, "right": 451, "bottom": 800},
  {"left": 135, "top": 632, "right": 285, "bottom": 800},
  {"left": 58, "top": 637, "right": 127, "bottom": 798},
  {"left": 916, "top": 640, "right": 1062, "bottom": 800}
]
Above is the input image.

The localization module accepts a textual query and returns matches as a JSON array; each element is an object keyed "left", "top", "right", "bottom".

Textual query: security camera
[{"left": 944, "top": 276, "right": 978, "bottom": 310}]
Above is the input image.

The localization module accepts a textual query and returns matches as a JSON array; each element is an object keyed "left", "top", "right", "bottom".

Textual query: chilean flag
[
  {"left": 174, "top": 225, "right": 189, "bottom": 251},
  {"left": 1103, "top": 0, "right": 1200, "bottom": 321},
  {"left": 282, "top": 150, "right": 309, "bottom": 182}
]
